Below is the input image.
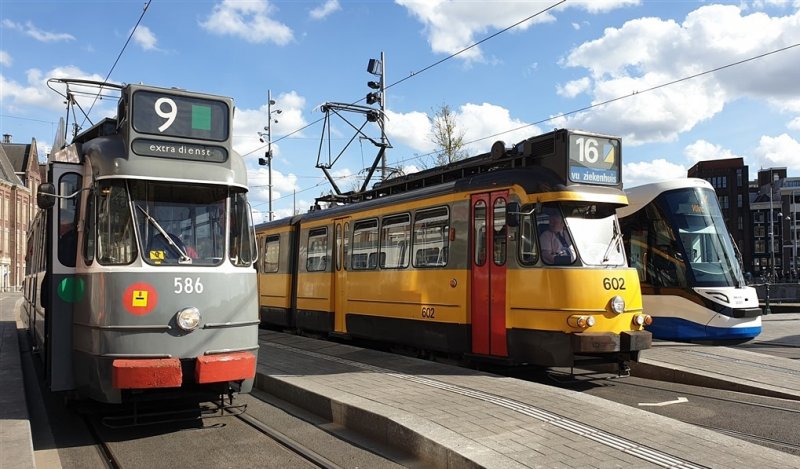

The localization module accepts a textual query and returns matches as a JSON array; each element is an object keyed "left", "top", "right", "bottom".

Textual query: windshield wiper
[
  {"left": 602, "top": 223, "right": 623, "bottom": 264},
  {"left": 135, "top": 203, "right": 191, "bottom": 263}
]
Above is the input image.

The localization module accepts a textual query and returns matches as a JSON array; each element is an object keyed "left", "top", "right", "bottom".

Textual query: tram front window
[
  {"left": 532, "top": 203, "right": 624, "bottom": 266},
  {"left": 660, "top": 188, "right": 743, "bottom": 287},
  {"left": 564, "top": 203, "right": 625, "bottom": 266},
  {"left": 130, "top": 181, "right": 227, "bottom": 266}
]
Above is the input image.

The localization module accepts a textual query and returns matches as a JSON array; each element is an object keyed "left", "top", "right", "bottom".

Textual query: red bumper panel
[
  {"left": 195, "top": 352, "right": 257, "bottom": 384},
  {"left": 112, "top": 358, "right": 182, "bottom": 389}
]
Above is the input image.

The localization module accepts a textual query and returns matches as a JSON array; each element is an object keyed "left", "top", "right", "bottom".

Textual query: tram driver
[{"left": 540, "top": 212, "right": 576, "bottom": 265}]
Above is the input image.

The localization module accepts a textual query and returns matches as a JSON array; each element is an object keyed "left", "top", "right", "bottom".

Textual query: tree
[{"left": 429, "top": 103, "right": 466, "bottom": 167}]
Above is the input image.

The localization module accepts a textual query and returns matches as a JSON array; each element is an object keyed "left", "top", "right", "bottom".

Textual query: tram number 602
[
  {"left": 421, "top": 306, "right": 436, "bottom": 319},
  {"left": 174, "top": 277, "right": 205, "bottom": 294},
  {"left": 603, "top": 277, "right": 626, "bottom": 290}
]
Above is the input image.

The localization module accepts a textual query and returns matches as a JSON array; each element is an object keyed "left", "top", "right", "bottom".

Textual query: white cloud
[
  {"left": 683, "top": 139, "right": 746, "bottom": 164},
  {"left": 232, "top": 90, "right": 308, "bottom": 160},
  {"left": 1, "top": 66, "right": 111, "bottom": 116},
  {"left": 395, "top": 0, "right": 637, "bottom": 62},
  {"left": 788, "top": 117, "right": 800, "bottom": 131},
  {"left": 623, "top": 159, "right": 687, "bottom": 188},
  {"left": 200, "top": 0, "right": 293, "bottom": 45},
  {"left": 2, "top": 19, "right": 75, "bottom": 42},
  {"left": 0, "top": 50, "right": 11, "bottom": 66},
  {"left": 556, "top": 77, "right": 591, "bottom": 98},
  {"left": 754, "top": 133, "right": 800, "bottom": 169},
  {"left": 132, "top": 25, "right": 158, "bottom": 51},
  {"left": 386, "top": 102, "right": 537, "bottom": 167},
  {"left": 559, "top": 5, "right": 800, "bottom": 145},
  {"left": 310, "top": 0, "right": 340, "bottom": 20}
]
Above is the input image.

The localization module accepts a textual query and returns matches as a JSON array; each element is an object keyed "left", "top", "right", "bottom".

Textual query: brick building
[{"left": 0, "top": 135, "right": 41, "bottom": 291}]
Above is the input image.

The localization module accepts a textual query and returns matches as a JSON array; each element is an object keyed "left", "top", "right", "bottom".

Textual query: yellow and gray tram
[
  {"left": 23, "top": 79, "right": 259, "bottom": 404},
  {"left": 256, "top": 129, "right": 651, "bottom": 367}
]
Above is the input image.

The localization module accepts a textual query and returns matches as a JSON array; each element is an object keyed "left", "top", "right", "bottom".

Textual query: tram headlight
[
  {"left": 176, "top": 307, "right": 201, "bottom": 332},
  {"left": 610, "top": 295, "right": 625, "bottom": 314}
]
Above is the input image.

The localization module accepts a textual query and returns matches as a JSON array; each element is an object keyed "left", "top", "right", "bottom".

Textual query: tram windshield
[
  {"left": 527, "top": 202, "right": 625, "bottom": 266},
  {"left": 658, "top": 187, "right": 744, "bottom": 287},
  {"left": 121, "top": 181, "right": 255, "bottom": 266}
]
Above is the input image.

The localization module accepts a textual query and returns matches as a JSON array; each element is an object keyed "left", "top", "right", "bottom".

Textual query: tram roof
[{"left": 619, "top": 178, "right": 712, "bottom": 217}]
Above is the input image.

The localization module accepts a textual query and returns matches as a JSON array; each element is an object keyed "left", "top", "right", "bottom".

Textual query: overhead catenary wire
[
  {"left": 269, "top": 40, "right": 800, "bottom": 207},
  {"left": 80, "top": 0, "right": 153, "bottom": 128},
  {"left": 242, "top": 0, "right": 565, "bottom": 159}
]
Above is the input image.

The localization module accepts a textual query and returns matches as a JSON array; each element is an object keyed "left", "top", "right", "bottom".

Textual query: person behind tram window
[{"left": 540, "top": 212, "right": 576, "bottom": 265}]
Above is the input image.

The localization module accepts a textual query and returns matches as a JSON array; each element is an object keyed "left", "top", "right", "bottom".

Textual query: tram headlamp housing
[
  {"left": 610, "top": 296, "right": 625, "bottom": 314},
  {"left": 176, "top": 307, "right": 201, "bottom": 332}
]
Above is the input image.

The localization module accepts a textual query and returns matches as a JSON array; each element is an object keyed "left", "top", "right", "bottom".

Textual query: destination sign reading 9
[
  {"left": 568, "top": 135, "right": 621, "bottom": 185},
  {"left": 132, "top": 91, "right": 229, "bottom": 142}
]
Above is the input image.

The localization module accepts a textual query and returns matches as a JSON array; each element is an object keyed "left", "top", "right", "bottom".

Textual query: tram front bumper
[
  {"left": 111, "top": 352, "right": 257, "bottom": 389},
  {"left": 571, "top": 330, "right": 652, "bottom": 354}
]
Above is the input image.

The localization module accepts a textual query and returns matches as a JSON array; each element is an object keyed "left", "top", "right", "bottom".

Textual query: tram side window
[
  {"left": 380, "top": 213, "right": 410, "bottom": 269},
  {"left": 57, "top": 173, "right": 81, "bottom": 267},
  {"left": 619, "top": 209, "right": 648, "bottom": 282},
  {"left": 518, "top": 210, "right": 539, "bottom": 265},
  {"left": 646, "top": 204, "right": 688, "bottom": 288},
  {"left": 306, "top": 228, "right": 328, "bottom": 272},
  {"left": 263, "top": 235, "right": 280, "bottom": 273},
  {"left": 413, "top": 206, "right": 450, "bottom": 268},
  {"left": 83, "top": 189, "right": 95, "bottom": 265},
  {"left": 351, "top": 219, "right": 378, "bottom": 270},
  {"left": 230, "top": 192, "right": 256, "bottom": 267},
  {"left": 97, "top": 180, "right": 137, "bottom": 265},
  {"left": 493, "top": 198, "right": 507, "bottom": 266}
]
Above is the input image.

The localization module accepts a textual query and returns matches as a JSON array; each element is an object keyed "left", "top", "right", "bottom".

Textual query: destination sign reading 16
[
  {"left": 131, "top": 91, "right": 229, "bottom": 162},
  {"left": 568, "top": 134, "right": 620, "bottom": 185}
]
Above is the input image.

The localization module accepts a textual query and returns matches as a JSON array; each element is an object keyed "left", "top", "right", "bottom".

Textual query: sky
[{"left": 2, "top": 0, "right": 800, "bottom": 223}]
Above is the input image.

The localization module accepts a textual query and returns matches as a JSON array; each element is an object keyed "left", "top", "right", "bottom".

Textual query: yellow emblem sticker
[{"left": 132, "top": 290, "right": 148, "bottom": 308}]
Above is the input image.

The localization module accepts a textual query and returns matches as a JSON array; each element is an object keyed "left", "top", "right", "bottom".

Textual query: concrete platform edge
[
  {"left": 0, "top": 298, "right": 35, "bottom": 469},
  {"left": 630, "top": 359, "right": 800, "bottom": 401},
  {"left": 254, "top": 371, "right": 488, "bottom": 469}
]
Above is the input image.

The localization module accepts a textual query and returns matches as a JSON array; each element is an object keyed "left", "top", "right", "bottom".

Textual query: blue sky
[{"left": 2, "top": 0, "right": 800, "bottom": 222}]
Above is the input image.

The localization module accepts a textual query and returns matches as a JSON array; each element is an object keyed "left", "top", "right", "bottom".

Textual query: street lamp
[{"left": 258, "top": 90, "right": 282, "bottom": 221}]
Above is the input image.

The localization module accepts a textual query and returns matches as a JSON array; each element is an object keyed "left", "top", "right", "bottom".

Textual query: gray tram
[{"left": 22, "top": 79, "right": 259, "bottom": 404}]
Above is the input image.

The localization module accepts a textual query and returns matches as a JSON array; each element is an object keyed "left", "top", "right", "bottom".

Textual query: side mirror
[
  {"left": 506, "top": 202, "right": 521, "bottom": 228},
  {"left": 37, "top": 183, "right": 56, "bottom": 209}
]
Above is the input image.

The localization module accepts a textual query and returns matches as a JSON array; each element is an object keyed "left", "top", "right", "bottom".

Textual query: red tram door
[{"left": 470, "top": 192, "right": 508, "bottom": 357}]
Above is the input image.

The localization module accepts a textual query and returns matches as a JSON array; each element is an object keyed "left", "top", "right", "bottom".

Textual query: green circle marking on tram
[{"left": 57, "top": 277, "right": 85, "bottom": 303}]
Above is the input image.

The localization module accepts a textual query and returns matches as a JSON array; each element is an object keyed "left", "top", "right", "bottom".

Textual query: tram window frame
[
  {"left": 262, "top": 234, "right": 280, "bottom": 273},
  {"left": 57, "top": 173, "right": 81, "bottom": 268},
  {"left": 493, "top": 198, "right": 507, "bottom": 266},
  {"left": 351, "top": 219, "right": 379, "bottom": 270},
  {"left": 380, "top": 213, "right": 411, "bottom": 269},
  {"left": 413, "top": 206, "right": 450, "bottom": 268},
  {"left": 306, "top": 227, "right": 328, "bottom": 272},
  {"left": 517, "top": 207, "right": 539, "bottom": 266},
  {"left": 97, "top": 180, "right": 138, "bottom": 266},
  {"left": 83, "top": 187, "right": 95, "bottom": 265},
  {"left": 473, "top": 200, "right": 487, "bottom": 267}
]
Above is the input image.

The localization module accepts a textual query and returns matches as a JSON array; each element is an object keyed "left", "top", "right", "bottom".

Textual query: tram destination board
[
  {"left": 130, "top": 90, "right": 229, "bottom": 163},
  {"left": 567, "top": 133, "right": 620, "bottom": 185}
]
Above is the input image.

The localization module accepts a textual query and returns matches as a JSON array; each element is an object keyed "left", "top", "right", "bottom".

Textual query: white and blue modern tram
[{"left": 617, "top": 179, "right": 761, "bottom": 343}]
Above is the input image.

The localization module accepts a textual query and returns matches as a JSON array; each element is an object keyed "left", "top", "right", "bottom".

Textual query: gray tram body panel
[{"left": 72, "top": 269, "right": 258, "bottom": 402}]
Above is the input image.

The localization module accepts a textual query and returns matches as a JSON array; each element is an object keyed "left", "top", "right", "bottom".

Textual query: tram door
[
  {"left": 470, "top": 191, "right": 508, "bottom": 357},
  {"left": 44, "top": 162, "right": 82, "bottom": 391},
  {"left": 333, "top": 217, "right": 350, "bottom": 333}
]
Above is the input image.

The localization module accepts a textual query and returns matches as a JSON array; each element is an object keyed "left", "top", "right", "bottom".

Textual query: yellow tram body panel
[
  {"left": 507, "top": 267, "right": 643, "bottom": 332},
  {"left": 296, "top": 272, "right": 334, "bottom": 312},
  {"left": 258, "top": 272, "right": 292, "bottom": 309},
  {"left": 342, "top": 270, "right": 469, "bottom": 325}
]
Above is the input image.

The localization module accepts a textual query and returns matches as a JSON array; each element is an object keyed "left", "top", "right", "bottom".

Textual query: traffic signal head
[{"left": 366, "top": 92, "right": 381, "bottom": 105}]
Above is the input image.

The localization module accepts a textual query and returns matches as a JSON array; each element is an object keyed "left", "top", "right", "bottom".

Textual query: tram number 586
[
  {"left": 174, "top": 277, "right": 205, "bottom": 294},
  {"left": 602, "top": 277, "right": 626, "bottom": 290},
  {"left": 421, "top": 306, "right": 436, "bottom": 319}
]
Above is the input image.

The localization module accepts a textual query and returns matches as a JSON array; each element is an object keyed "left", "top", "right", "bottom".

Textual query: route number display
[
  {"left": 568, "top": 135, "right": 620, "bottom": 185},
  {"left": 132, "top": 90, "right": 229, "bottom": 142}
]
